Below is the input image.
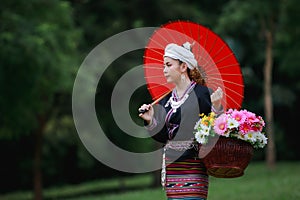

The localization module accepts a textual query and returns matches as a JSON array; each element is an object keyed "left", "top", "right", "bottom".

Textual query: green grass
[
  {"left": 67, "top": 189, "right": 166, "bottom": 200},
  {"left": 1, "top": 162, "right": 299, "bottom": 200},
  {"left": 0, "top": 175, "right": 154, "bottom": 200},
  {"left": 208, "top": 162, "right": 300, "bottom": 200}
]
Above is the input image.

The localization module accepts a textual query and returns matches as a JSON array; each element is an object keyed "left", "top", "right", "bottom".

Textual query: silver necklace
[
  {"left": 165, "top": 81, "right": 196, "bottom": 113},
  {"left": 167, "top": 93, "right": 189, "bottom": 113}
]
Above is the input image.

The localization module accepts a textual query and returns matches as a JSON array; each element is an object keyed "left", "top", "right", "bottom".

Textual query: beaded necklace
[{"left": 165, "top": 81, "right": 196, "bottom": 113}]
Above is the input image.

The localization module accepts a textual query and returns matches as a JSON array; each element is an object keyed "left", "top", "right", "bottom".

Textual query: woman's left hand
[{"left": 210, "top": 87, "right": 223, "bottom": 110}]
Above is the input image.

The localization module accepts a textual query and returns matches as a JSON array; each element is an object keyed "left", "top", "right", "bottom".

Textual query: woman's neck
[{"left": 175, "top": 79, "right": 192, "bottom": 98}]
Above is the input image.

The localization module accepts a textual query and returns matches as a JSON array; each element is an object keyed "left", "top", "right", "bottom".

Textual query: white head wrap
[{"left": 164, "top": 42, "right": 198, "bottom": 70}]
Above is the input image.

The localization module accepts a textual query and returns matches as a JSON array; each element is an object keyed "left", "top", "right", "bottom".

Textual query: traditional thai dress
[{"left": 146, "top": 81, "right": 212, "bottom": 200}]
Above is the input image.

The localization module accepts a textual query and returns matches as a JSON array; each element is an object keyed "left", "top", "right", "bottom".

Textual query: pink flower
[
  {"left": 240, "top": 110, "right": 265, "bottom": 132},
  {"left": 244, "top": 110, "right": 258, "bottom": 123},
  {"left": 230, "top": 110, "right": 246, "bottom": 124},
  {"left": 226, "top": 108, "right": 234, "bottom": 114},
  {"left": 213, "top": 114, "right": 228, "bottom": 135},
  {"left": 251, "top": 119, "right": 265, "bottom": 132},
  {"left": 239, "top": 122, "right": 251, "bottom": 134},
  {"left": 258, "top": 116, "right": 265, "bottom": 126}
]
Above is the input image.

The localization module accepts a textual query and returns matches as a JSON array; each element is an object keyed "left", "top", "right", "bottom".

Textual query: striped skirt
[{"left": 165, "top": 158, "right": 208, "bottom": 200}]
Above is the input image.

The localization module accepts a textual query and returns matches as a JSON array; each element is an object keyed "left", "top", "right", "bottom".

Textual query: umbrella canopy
[{"left": 143, "top": 21, "right": 244, "bottom": 110}]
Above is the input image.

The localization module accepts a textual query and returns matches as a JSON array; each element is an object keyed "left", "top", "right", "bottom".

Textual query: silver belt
[
  {"left": 161, "top": 139, "right": 196, "bottom": 188},
  {"left": 164, "top": 139, "right": 197, "bottom": 151}
]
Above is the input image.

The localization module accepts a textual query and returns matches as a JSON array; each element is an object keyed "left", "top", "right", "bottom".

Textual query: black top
[{"left": 146, "top": 84, "right": 212, "bottom": 161}]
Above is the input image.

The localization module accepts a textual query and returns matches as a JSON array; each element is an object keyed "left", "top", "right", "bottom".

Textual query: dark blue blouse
[{"left": 146, "top": 84, "right": 212, "bottom": 161}]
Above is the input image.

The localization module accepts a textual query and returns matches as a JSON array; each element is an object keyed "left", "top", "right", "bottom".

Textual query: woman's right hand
[{"left": 138, "top": 104, "right": 154, "bottom": 125}]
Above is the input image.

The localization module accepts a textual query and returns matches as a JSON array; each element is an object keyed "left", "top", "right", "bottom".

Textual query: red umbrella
[{"left": 143, "top": 21, "right": 244, "bottom": 110}]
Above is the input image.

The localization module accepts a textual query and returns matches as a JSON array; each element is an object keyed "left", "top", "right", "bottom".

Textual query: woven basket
[{"left": 199, "top": 136, "right": 254, "bottom": 178}]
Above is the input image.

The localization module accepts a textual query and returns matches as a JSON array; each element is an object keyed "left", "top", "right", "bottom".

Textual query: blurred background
[{"left": 0, "top": 0, "right": 299, "bottom": 199}]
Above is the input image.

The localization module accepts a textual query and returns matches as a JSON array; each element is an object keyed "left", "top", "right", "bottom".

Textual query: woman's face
[{"left": 163, "top": 57, "right": 183, "bottom": 83}]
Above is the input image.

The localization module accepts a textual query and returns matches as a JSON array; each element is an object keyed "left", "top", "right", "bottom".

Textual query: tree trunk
[
  {"left": 263, "top": 29, "right": 276, "bottom": 169},
  {"left": 33, "top": 115, "right": 46, "bottom": 200},
  {"left": 152, "top": 142, "right": 162, "bottom": 187},
  {"left": 152, "top": 170, "right": 161, "bottom": 187}
]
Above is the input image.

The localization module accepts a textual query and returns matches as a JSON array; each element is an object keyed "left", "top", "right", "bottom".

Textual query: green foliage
[
  {"left": 0, "top": 0, "right": 81, "bottom": 138},
  {"left": 276, "top": 0, "right": 300, "bottom": 78}
]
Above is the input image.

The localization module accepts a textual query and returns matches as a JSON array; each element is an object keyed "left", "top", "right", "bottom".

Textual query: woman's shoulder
[
  {"left": 193, "top": 83, "right": 211, "bottom": 95},
  {"left": 194, "top": 84, "right": 212, "bottom": 113}
]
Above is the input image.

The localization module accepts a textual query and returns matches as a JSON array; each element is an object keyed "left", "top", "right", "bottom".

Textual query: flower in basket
[{"left": 194, "top": 109, "right": 268, "bottom": 149}]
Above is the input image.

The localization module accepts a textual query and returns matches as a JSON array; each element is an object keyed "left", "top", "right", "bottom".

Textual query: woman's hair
[
  {"left": 188, "top": 67, "right": 206, "bottom": 85},
  {"left": 178, "top": 60, "right": 206, "bottom": 85}
]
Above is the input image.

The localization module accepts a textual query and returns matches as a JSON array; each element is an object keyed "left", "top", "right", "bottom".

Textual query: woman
[{"left": 139, "top": 42, "right": 222, "bottom": 200}]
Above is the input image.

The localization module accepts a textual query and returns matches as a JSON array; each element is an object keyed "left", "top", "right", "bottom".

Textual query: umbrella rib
[
  {"left": 201, "top": 31, "right": 218, "bottom": 67},
  {"left": 196, "top": 24, "right": 201, "bottom": 63},
  {"left": 147, "top": 82, "right": 171, "bottom": 90},
  {"left": 143, "top": 55, "right": 163, "bottom": 63},
  {"left": 178, "top": 21, "right": 187, "bottom": 44},
  {"left": 165, "top": 27, "right": 179, "bottom": 44},
  {"left": 225, "top": 85, "right": 244, "bottom": 98},
  {"left": 211, "top": 43, "right": 226, "bottom": 59},
  {"left": 209, "top": 55, "right": 234, "bottom": 70},
  {"left": 205, "top": 52, "right": 234, "bottom": 69},
  {"left": 208, "top": 36, "right": 218, "bottom": 55},
  {"left": 143, "top": 66, "right": 163, "bottom": 70},
  {"left": 201, "top": 37, "right": 218, "bottom": 67},
  {"left": 145, "top": 48, "right": 164, "bottom": 57},
  {"left": 217, "top": 73, "right": 243, "bottom": 76},
  {"left": 165, "top": 21, "right": 183, "bottom": 45},
  {"left": 149, "top": 48, "right": 163, "bottom": 55},
  {"left": 225, "top": 91, "right": 243, "bottom": 109},
  {"left": 144, "top": 75, "right": 166, "bottom": 78},
  {"left": 203, "top": 63, "right": 240, "bottom": 74},
  {"left": 156, "top": 29, "right": 171, "bottom": 45},
  {"left": 206, "top": 73, "right": 243, "bottom": 78},
  {"left": 223, "top": 80, "right": 244, "bottom": 88},
  {"left": 149, "top": 36, "right": 165, "bottom": 49},
  {"left": 155, "top": 28, "right": 176, "bottom": 47},
  {"left": 214, "top": 52, "right": 234, "bottom": 64},
  {"left": 208, "top": 76, "right": 244, "bottom": 88},
  {"left": 195, "top": 25, "right": 204, "bottom": 64},
  {"left": 188, "top": 21, "right": 193, "bottom": 41},
  {"left": 209, "top": 78, "right": 244, "bottom": 88},
  {"left": 217, "top": 63, "right": 240, "bottom": 70},
  {"left": 200, "top": 28, "right": 209, "bottom": 65}
]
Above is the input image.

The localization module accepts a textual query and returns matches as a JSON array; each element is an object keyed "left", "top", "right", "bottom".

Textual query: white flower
[
  {"left": 200, "top": 124, "right": 211, "bottom": 136},
  {"left": 244, "top": 132, "right": 257, "bottom": 143},
  {"left": 195, "top": 131, "right": 207, "bottom": 144},
  {"left": 223, "top": 131, "right": 230, "bottom": 137},
  {"left": 236, "top": 133, "right": 246, "bottom": 141},
  {"left": 227, "top": 117, "right": 239, "bottom": 129},
  {"left": 255, "top": 132, "right": 268, "bottom": 148},
  {"left": 194, "top": 119, "right": 201, "bottom": 130}
]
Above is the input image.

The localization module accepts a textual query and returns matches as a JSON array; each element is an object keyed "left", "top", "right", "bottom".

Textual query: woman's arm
[{"left": 139, "top": 103, "right": 169, "bottom": 143}]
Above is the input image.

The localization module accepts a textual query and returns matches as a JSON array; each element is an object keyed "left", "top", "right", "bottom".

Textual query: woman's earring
[{"left": 181, "top": 74, "right": 186, "bottom": 83}]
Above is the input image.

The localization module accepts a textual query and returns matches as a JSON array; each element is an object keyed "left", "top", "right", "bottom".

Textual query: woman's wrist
[
  {"left": 211, "top": 104, "right": 224, "bottom": 115},
  {"left": 145, "top": 118, "right": 157, "bottom": 131}
]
